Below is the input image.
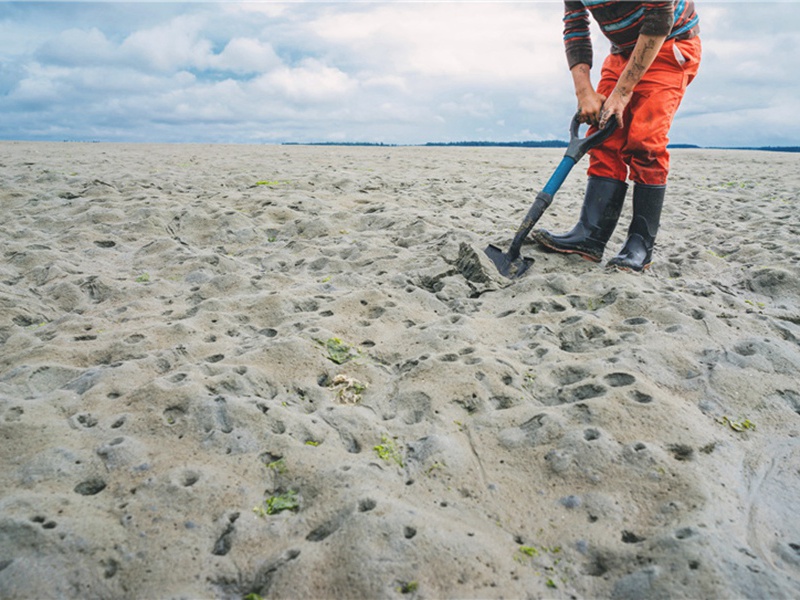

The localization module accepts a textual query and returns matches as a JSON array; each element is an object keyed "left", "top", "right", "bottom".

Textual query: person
[{"left": 533, "top": 1, "right": 701, "bottom": 272}]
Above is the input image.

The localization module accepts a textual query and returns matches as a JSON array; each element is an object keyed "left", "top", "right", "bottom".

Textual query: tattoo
[{"left": 620, "top": 36, "right": 663, "bottom": 91}]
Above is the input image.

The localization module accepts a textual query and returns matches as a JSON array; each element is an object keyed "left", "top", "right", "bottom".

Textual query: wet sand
[{"left": 1, "top": 141, "right": 799, "bottom": 599}]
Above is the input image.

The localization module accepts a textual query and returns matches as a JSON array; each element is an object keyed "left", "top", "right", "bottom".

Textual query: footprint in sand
[{"left": 746, "top": 440, "right": 800, "bottom": 582}]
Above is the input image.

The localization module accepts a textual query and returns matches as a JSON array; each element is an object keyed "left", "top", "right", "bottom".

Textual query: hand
[
  {"left": 599, "top": 88, "right": 630, "bottom": 129},
  {"left": 576, "top": 88, "right": 606, "bottom": 127}
]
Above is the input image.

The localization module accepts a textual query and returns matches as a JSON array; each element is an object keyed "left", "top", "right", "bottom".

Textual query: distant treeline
[
  {"left": 424, "top": 140, "right": 568, "bottom": 148},
  {"left": 282, "top": 142, "right": 398, "bottom": 147},
  {"left": 281, "top": 141, "right": 799, "bottom": 152},
  {"left": 724, "top": 146, "right": 800, "bottom": 153}
]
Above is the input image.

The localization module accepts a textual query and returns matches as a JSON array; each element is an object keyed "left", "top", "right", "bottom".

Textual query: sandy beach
[{"left": 1, "top": 141, "right": 799, "bottom": 599}]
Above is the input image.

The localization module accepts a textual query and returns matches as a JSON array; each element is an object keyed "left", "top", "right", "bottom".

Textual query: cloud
[
  {"left": 0, "top": 2, "right": 799, "bottom": 146},
  {"left": 256, "top": 59, "right": 357, "bottom": 105},
  {"left": 309, "top": 3, "right": 563, "bottom": 83},
  {"left": 120, "top": 15, "right": 212, "bottom": 72},
  {"left": 209, "top": 38, "right": 281, "bottom": 74},
  {"left": 35, "top": 27, "right": 117, "bottom": 67}
]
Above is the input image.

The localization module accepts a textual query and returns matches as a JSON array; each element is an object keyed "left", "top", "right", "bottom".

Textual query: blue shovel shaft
[
  {"left": 506, "top": 156, "right": 576, "bottom": 259},
  {"left": 543, "top": 155, "right": 577, "bottom": 197}
]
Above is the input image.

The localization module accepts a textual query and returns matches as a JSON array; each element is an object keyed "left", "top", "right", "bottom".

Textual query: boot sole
[
  {"left": 536, "top": 239, "right": 602, "bottom": 263},
  {"left": 607, "top": 262, "right": 651, "bottom": 273}
]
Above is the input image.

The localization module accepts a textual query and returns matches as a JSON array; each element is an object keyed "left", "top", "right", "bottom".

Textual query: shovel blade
[{"left": 484, "top": 244, "right": 533, "bottom": 279}]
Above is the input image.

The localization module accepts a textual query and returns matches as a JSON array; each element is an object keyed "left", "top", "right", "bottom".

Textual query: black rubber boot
[
  {"left": 533, "top": 176, "right": 628, "bottom": 262},
  {"left": 607, "top": 183, "right": 666, "bottom": 272}
]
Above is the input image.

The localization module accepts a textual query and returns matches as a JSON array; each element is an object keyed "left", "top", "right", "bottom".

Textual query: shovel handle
[{"left": 564, "top": 112, "right": 618, "bottom": 163}]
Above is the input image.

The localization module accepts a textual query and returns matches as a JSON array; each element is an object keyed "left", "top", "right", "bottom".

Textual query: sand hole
[
  {"left": 623, "top": 317, "right": 649, "bottom": 326},
  {"left": 584, "top": 428, "right": 601, "bottom": 441},
  {"left": 490, "top": 396, "right": 515, "bottom": 410},
  {"left": 358, "top": 498, "right": 377, "bottom": 512},
  {"left": 556, "top": 366, "right": 590, "bottom": 386},
  {"left": 621, "top": 530, "right": 645, "bottom": 543},
  {"left": 668, "top": 444, "right": 694, "bottom": 462},
  {"left": 76, "top": 413, "right": 98, "bottom": 428},
  {"left": 586, "top": 554, "right": 609, "bottom": 577},
  {"left": 164, "top": 406, "right": 185, "bottom": 425},
  {"left": 559, "top": 383, "right": 606, "bottom": 403},
  {"left": 368, "top": 306, "right": 386, "bottom": 319},
  {"left": 733, "top": 341, "right": 757, "bottom": 357},
  {"left": 630, "top": 390, "right": 653, "bottom": 404},
  {"left": 306, "top": 513, "right": 347, "bottom": 542},
  {"left": 181, "top": 471, "right": 200, "bottom": 487},
  {"left": 605, "top": 372, "right": 636, "bottom": 387},
  {"left": 74, "top": 478, "right": 107, "bottom": 496}
]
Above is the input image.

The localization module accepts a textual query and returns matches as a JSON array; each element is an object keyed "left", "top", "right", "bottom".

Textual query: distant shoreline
[
  {"left": 3, "top": 139, "right": 798, "bottom": 152},
  {"left": 282, "top": 141, "right": 800, "bottom": 152}
]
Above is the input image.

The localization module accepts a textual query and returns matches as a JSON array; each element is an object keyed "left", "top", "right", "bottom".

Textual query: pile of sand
[{"left": 1, "top": 141, "right": 799, "bottom": 598}]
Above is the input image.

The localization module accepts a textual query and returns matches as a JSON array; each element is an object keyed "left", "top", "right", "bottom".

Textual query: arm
[
  {"left": 571, "top": 63, "right": 605, "bottom": 127},
  {"left": 599, "top": 33, "right": 667, "bottom": 129},
  {"left": 563, "top": 1, "right": 602, "bottom": 124}
]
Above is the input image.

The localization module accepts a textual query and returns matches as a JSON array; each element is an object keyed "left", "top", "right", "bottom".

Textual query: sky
[{"left": 1, "top": 1, "right": 798, "bottom": 147}]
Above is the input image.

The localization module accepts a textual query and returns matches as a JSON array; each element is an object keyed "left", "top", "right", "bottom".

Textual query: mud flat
[{"left": 1, "top": 141, "right": 799, "bottom": 598}]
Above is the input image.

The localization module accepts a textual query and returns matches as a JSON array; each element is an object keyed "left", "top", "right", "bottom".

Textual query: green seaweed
[
  {"left": 397, "top": 581, "right": 418, "bottom": 594},
  {"left": 266, "top": 457, "right": 287, "bottom": 474},
  {"left": 374, "top": 435, "right": 404, "bottom": 467},
  {"left": 253, "top": 490, "right": 299, "bottom": 517},
  {"left": 720, "top": 416, "right": 756, "bottom": 432},
  {"left": 320, "top": 337, "right": 354, "bottom": 364}
]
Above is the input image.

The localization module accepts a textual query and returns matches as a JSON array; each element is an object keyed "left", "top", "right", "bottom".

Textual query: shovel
[{"left": 484, "top": 113, "right": 618, "bottom": 278}]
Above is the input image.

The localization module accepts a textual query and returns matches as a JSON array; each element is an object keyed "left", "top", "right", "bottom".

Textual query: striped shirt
[{"left": 564, "top": 1, "right": 700, "bottom": 69}]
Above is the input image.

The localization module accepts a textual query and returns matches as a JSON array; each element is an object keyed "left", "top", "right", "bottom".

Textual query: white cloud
[
  {"left": 120, "top": 15, "right": 212, "bottom": 72},
  {"left": 209, "top": 38, "right": 281, "bottom": 74},
  {"left": 440, "top": 93, "right": 495, "bottom": 119},
  {"left": 35, "top": 27, "right": 116, "bottom": 67},
  {"left": 309, "top": 4, "right": 562, "bottom": 83},
  {"left": 256, "top": 59, "right": 357, "bottom": 105}
]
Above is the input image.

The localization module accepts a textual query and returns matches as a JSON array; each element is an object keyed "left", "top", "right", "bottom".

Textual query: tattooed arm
[
  {"left": 599, "top": 33, "right": 667, "bottom": 129},
  {"left": 571, "top": 63, "right": 605, "bottom": 127}
]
